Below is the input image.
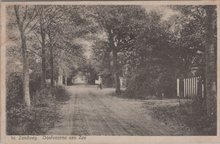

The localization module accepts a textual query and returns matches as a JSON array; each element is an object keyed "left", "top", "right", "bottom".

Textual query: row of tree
[
  {"left": 7, "top": 5, "right": 217, "bottom": 117},
  {"left": 7, "top": 5, "right": 92, "bottom": 108},
  {"left": 88, "top": 6, "right": 217, "bottom": 116}
]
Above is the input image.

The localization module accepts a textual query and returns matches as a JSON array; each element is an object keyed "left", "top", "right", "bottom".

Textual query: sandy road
[{"left": 47, "top": 85, "right": 175, "bottom": 135}]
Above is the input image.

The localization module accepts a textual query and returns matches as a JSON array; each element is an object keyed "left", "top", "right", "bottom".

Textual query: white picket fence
[{"left": 177, "top": 76, "right": 204, "bottom": 98}]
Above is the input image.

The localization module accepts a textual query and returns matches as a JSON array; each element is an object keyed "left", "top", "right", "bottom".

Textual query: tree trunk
[
  {"left": 103, "top": 51, "right": 113, "bottom": 87},
  {"left": 205, "top": 6, "right": 217, "bottom": 117},
  {"left": 58, "top": 75, "right": 63, "bottom": 85},
  {"left": 108, "top": 29, "right": 121, "bottom": 94},
  {"left": 14, "top": 6, "right": 31, "bottom": 108},
  {"left": 58, "top": 68, "right": 63, "bottom": 85},
  {"left": 64, "top": 76, "right": 67, "bottom": 86},
  {"left": 112, "top": 49, "right": 121, "bottom": 94},
  {"left": 49, "top": 42, "right": 54, "bottom": 87},
  {"left": 21, "top": 31, "right": 31, "bottom": 108},
  {"left": 40, "top": 21, "right": 46, "bottom": 87}
]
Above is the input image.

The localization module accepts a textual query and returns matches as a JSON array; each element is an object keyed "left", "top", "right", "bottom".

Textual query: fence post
[{"left": 177, "top": 78, "right": 180, "bottom": 97}]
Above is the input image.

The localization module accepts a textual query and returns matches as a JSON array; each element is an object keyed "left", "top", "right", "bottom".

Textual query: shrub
[
  {"left": 6, "top": 72, "right": 23, "bottom": 109},
  {"left": 29, "top": 73, "right": 41, "bottom": 95},
  {"left": 54, "top": 86, "right": 70, "bottom": 102},
  {"left": 124, "top": 69, "right": 160, "bottom": 99},
  {"left": 151, "top": 100, "right": 216, "bottom": 135},
  {"left": 102, "top": 73, "right": 114, "bottom": 87},
  {"left": 7, "top": 103, "right": 30, "bottom": 134},
  {"left": 32, "top": 88, "right": 55, "bottom": 107},
  {"left": 7, "top": 103, "right": 59, "bottom": 135},
  {"left": 6, "top": 73, "right": 70, "bottom": 135},
  {"left": 124, "top": 67, "right": 175, "bottom": 99},
  {"left": 7, "top": 85, "right": 60, "bottom": 135}
]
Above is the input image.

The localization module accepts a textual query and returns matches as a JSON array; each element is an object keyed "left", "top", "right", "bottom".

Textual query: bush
[
  {"left": 151, "top": 100, "right": 216, "bottom": 135},
  {"left": 32, "top": 88, "right": 55, "bottom": 107},
  {"left": 6, "top": 72, "right": 23, "bottom": 109},
  {"left": 7, "top": 103, "right": 30, "bottom": 134},
  {"left": 6, "top": 72, "right": 71, "bottom": 135},
  {"left": 124, "top": 69, "right": 161, "bottom": 99},
  {"left": 124, "top": 67, "right": 175, "bottom": 99},
  {"left": 102, "top": 73, "right": 114, "bottom": 87},
  {"left": 54, "top": 86, "right": 70, "bottom": 102},
  {"left": 29, "top": 73, "right": 41, "bottom": 95},
  {"left": 7, "top": 103, "right": 59, "bottom": 135},
  {"left": 7, "top": 85, "right": 61, "bottom": 135}
]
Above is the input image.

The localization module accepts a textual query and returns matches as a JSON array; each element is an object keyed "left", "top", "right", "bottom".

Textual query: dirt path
[{"left": 47, "top": 85, "right": 176, "bottom": 135}]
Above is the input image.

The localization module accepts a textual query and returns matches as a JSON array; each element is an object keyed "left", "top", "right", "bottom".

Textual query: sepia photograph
[{"left": 3, "top": 2, "right": 218, "bottom": 138}]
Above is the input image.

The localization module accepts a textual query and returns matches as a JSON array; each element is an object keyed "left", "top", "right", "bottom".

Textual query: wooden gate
[{"left": 177, "top": 76, "right": 205, "bottom": 98}]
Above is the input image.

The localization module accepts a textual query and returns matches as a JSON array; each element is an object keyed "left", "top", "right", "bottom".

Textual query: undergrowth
[
  {"left": 7, "top": 74, "right": 70, "bottom": 135},
  {"left": 151, "top": 100, "right": 216, "bottom": 135}
]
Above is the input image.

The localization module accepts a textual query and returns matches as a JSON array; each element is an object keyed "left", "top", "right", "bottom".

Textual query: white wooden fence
[{"left": 177, "top": 76, "right": 204, "bottom": 98}]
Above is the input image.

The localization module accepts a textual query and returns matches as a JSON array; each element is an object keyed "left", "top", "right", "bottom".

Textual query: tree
[
  {"left": 28, "top": 6, "right": 90, "bottom": 87},
  {"left": 92, "top": 6, "right": 146, "bottom": 94},
  {"left": 53, "top": 6, "right": 91, "bottom": 85},
  {"left": 44, "top": 6, "right": 64, "bottom": 87},
  {"left": 13, "top": 5, "right": 39, "bottom": 107},
  {"left": 32, "top": 6, "right": 58, "bottom": 87},
  {"left": 90, "top": 40, "right": 114, "bottom": 86},
  {"left": 171, "top": 5, "right": 217, "bottom": 116},
  {"left": 39, "top": 7, "right": 47, "bottom": 87},
  {"left": 204, "top": 6, "right": 217, "bottom": 117},
  {"left": 118, "top": 10, "right": 177, "bottom": 98}
]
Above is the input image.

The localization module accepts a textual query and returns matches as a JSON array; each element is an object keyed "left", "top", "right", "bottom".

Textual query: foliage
[
  {"left": 90, "top": 6, "right": 147, "bottom": 91},
  {"left": 6, "top": 85, "right": 70, "bottom": 135},
  {"left": 6, "top": 72, "right": 23, "bottom": 109},
  {"left": 54, "top": 86, "right": 71, "bottom": 102},
  {"left": 6, "top": 5, "right": 217, "bottom": 134},
  {"left": 124, "top": 64, "right": 174, "bottom": 99},
  {"left": 151, "top": 101, "right": 216, "bottom": 135},
  {"left": 29, "top": 73, "right": 41, "bottom": 95},
  {"left": 120, "top": 11, "right": 175, "bottom": 98},
  {"left": 121, "top": 6, "right": 216, "bottom": 100},
  {"left": 90, "top": 40, "right": 113, "bottom": 86}
]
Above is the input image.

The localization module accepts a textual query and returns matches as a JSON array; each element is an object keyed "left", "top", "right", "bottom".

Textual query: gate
[{"left": 177, "top": 76, "right": 205, "bottom": 98}]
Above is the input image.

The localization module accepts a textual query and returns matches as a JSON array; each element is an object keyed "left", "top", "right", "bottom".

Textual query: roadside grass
[
  {"left": 145, "top": 99, "right": 217, "bottom": 135},
  {"left": 7, "top": 85, "right": 70, "bottom": 135}
]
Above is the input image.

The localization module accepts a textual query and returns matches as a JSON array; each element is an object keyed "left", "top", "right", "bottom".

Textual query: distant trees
[{"left": 91, "top": 40, "right": 114, "bottom": 87}]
